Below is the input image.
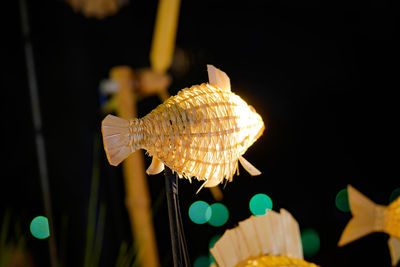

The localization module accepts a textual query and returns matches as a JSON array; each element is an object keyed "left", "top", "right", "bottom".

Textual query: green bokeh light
[
  {"left": 301, "top": 228, "right": 320, "bottom": 257},
  {"left": 208, "top": 203, "right": 229, "bottom": 227},
  {"left": 335, "top": 188, "right": 350, "bottom": 212},
  {"left": 193, "top": 255, "right": 209, "bottom": 267},
  {"left": 30, "top": 216, "right": 50, "bottom": 239},
  {"left": 390, "top": 188, "right": 400, "bottom": 203},
  {"left": 249, "top": 193, "right": 273, "bottom": 216},
  {"left": 189, "top": 201, "right": 211, "bottom": 224},
  {"left": 208, "top": 234, "right": 222, "bottom": 249}
]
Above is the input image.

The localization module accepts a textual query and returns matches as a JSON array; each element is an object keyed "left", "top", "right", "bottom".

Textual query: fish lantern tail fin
[
  {"left": 338, "top": 185, "right": 385, "bottom": 247},
  {"left": 101, "top": 114, "right": 141, "bottom": 166}
]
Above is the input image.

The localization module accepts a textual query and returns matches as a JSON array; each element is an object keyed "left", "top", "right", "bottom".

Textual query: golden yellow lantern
[{"left": 102, "top": 65, "right": 264, "bottom": 189}]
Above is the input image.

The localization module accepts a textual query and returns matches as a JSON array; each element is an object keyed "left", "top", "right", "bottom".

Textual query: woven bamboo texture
[
  {"left": 102, "top": 65, "right": 264, "bottom": 187},
  {"left": 142, "top": 83, "right": 264, "bottom": 183}
]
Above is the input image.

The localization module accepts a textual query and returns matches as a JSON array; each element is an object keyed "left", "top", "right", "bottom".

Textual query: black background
[{"left": 2, "top": 1, "right": 398, "bottom": 266}]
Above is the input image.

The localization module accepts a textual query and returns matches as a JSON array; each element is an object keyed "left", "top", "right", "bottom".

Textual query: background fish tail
[{"left": 338, "top": 185, "right": 384, "bottom": 246}]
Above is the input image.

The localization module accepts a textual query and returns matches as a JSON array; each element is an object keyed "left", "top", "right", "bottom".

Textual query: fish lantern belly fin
[
  {"left": 146, "top": 156, "right": 165, "bottom": 175},
  {"left": 204, "top": 177, "right": 222, "bottom": 188},
  {"left": 239, "top": 156, "right": 261, "bottom": 176},
  {"left": 207, "top": 65, "right": 231, "bottom": 92}
]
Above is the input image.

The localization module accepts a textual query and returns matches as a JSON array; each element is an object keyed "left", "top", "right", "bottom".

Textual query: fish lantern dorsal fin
[{"left": 207, "top": 65, "right": 231, "bottom": 92}]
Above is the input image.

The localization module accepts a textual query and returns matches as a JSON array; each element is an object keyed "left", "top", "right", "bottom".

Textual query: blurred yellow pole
[
  {"left": 150, "top": 0, "right": 223, "bottom": 201},
  {"left": 150, "top": 0, "right": 181, "bottom": 76},
  {"left": 111, "top": 66, "right": 160, "bottom": 267}
]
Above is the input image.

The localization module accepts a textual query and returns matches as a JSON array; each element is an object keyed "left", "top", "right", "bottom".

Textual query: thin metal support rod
[
  {"left": 164, "top": 167, "right": 191, "bottom": 267},
  {"left": 18, "top": 0, "right": 58, "bottom": 266}
]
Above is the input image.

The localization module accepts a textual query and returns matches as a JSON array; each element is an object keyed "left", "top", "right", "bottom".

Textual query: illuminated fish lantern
[
  {"left": 210, "top": 209, "right": 320, "bottom": 267},
  {"left": 101, "top": 65, "right": 265, "bottom": 188},
  {"left": 338, "top": 185, "right": 400, "bottom": 266}
]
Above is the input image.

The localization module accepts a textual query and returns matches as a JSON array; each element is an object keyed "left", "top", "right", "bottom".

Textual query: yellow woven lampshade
[{"left": 102, "top": 65, "right": 265, "bottom": 189}]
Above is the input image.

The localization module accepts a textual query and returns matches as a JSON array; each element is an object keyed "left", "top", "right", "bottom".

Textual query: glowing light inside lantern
[
  {"left": 301, "top": 228, "right": 320, "bottom": 257},
  {"left": 193, "top": 255, "right": 209, "bottom": 267},
  {"left": 208, "top": 203, "right": 229, "bottom": 227},
  {"left": 390, "top": 187, "right": 400, "bottom": 203},
  {"left": 30, "top": 216, "right": 50, "bottom": 239},
  {"left": 335, "top": 188, "right": 350, "bottom": 212},
  {"left": 249, "top": 193, "right": 273, "bottom": 216},
  {"left": 189, "top": 201, "right": 211, "bottom": 224}
]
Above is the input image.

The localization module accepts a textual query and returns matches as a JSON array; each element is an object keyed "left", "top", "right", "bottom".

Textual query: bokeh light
[
  {"left": 301, "top": 228, "right": 320, "bottom": 257},
  {"left": 193, "top": 255, "right": 209, "bottom": 267},
  {"left": 189, "top": 201, "right": 211, "bottom": 224},
  {"left": 30, "top": 216, "right": 50, "bottom": 239},
  {"left": 249, "top": 193, "right": 273, "bottom": 216},
  {"left": 335, "top": 188, "right": 350, "bottom": 212},
  {"left": 208, "top": 234, "right": 222, "bottom": 249},
  {"left": 390, "top": 187, "right": 400, "bottom": 203},
  {"left": 208, "top": 203, "right": 229, "bottom": 227}
]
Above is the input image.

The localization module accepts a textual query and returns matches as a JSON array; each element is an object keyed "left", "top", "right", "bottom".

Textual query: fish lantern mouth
[
  {"left": 248, "top": 105, "right": 265, "bottom": 141},
  {"left": 254, "top": 122, "right": 265, "bottom": 141}
]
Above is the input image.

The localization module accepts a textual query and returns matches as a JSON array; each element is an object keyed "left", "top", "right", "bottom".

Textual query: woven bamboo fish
[
  {"left": 338, "top": 185, "right": 400, "bottom": 266},
  {"left": 210, "top": 209, "right": 320, "bottom": 267},
  {"left": 101, "top": 65, "right": 264, "bottom": 188}
]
